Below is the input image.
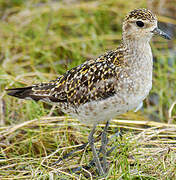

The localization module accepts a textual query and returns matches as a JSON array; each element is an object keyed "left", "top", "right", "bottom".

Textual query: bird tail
[
  {"left": 6, "top": 82, "right": 66, "bottom": 103},
  {"left": 5, "top": 86, "right": 42, "bottom": 101}
]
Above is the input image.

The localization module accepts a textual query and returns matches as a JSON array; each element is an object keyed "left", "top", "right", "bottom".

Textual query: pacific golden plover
[{"left": 6, "top": 8, "right": 171, "bottom": 175}]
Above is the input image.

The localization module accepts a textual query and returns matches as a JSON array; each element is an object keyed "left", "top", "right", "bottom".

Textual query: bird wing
[
  {"left": 52, "top": 58, "right": 120, "bottom": 106},
  {"left": 6, "top": 49, "right": 124, "bottom": 106}
]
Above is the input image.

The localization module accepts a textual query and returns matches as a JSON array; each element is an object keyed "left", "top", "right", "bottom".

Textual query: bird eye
[{"left": 136, "top": 21, "right": 144, "bottom": 27}]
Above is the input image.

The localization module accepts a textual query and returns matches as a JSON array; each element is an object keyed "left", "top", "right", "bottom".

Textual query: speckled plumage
[
  {"left": 125, "top": 8, "right": 156, "bottom": 21},
  {"left": 6, "top": 8, "right": 170, "bottom": 125}
]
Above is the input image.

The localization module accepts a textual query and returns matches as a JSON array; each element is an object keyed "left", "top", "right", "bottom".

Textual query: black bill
[{"left": 152, "top": 27, "right": 171, "bottom": 40}]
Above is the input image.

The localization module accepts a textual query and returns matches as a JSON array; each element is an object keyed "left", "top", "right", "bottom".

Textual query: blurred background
[
  {"left": 0, "top": 0, "right": 176, "bottom": 179},
  {"left": 0, "top": 0, "right": 175, "bottom": 125}
]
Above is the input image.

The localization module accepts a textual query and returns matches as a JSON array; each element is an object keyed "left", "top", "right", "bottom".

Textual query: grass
[{"left": 0, "top": 0, "right": 176, "bottom": 179}]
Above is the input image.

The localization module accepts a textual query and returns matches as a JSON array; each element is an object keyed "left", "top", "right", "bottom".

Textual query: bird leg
[
  {"left": 70, "top": 129, "right": 122, "bottom": 174},
  {"left": 52, "top": 142, "right": 88, "bottom": 165},
  {"left": 88, "top": 124, "right": 105, "bottom": 175},
  {"left": 99, "top": 120, "right": 109, "bottom": 172}
]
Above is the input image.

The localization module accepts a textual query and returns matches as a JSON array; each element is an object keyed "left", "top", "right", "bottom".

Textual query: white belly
[{"left": 69, "top": 82, "right": 152, "bottom": 125}]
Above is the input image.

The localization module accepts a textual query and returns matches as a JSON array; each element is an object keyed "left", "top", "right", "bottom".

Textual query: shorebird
[{"left": 6, "top": 8, "right": 171, "bottom": 176}]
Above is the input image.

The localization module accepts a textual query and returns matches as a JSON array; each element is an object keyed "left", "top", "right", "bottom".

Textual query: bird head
[{"left": 122, "top": 8, "right": 171, "bottom": 42}]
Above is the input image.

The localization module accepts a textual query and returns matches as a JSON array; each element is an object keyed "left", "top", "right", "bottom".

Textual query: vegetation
[{"left": 0, "top": 0, "right": 176, "bottom": 179}]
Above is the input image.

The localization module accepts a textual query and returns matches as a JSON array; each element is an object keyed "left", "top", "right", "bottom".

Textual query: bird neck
[
  {"left": 121, "top": 39, "right": 153, "bottom": 67},
  {"left": 123, "top": 36, "right": 151, "bottom": 49},
  {"left": 121, "top": 37, "right": 152, "bottom": 65}
]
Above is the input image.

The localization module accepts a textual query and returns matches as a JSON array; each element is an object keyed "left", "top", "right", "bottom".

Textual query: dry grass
[
  {"left": 1, "top": 115, "right": 176, "bottom": 179},
  {"left": 0, "top": 0, "right": 176, "bottom": 179}
]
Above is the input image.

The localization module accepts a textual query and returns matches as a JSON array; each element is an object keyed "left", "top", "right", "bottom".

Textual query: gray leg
[
  {"left": 88, "top": 124, "right": 105, "bottom": 175},
  {"left": 100, "top": 120, "right": 109, "bottom": 172},
  {"left": 70, "top": 128, "right": 122, "bottom": 174}
]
